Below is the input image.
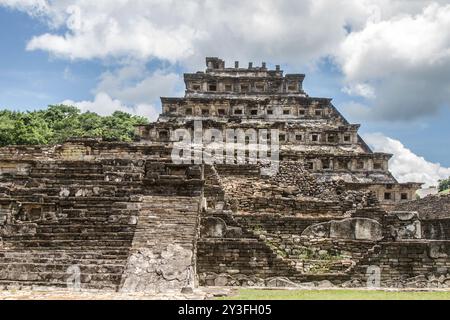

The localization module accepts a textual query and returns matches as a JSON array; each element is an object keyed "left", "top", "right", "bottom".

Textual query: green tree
[
  {"left": 13, "top": 113, "right": 52, "bottom": 145},
  {"left": 0, "top": 105, "right": 149, "bottom": 147},
  {"left": 0, "top": 110, "right": 19, "bottom": 145},
  {"left": 439, "top": 178, "right": 450, "bottom": 192},
  {"left": 100, "top": 111, "right": 148, "bottom": 142}
]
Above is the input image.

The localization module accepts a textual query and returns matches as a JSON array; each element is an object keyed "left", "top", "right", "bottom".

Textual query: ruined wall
[
  {"left": 0, "top": 138, "right": 446, "bottom": 290},
  {"left": 354, "top": 241, "right": 450, "bottom": 288},
  {"left": 199, "top": 167, "right": 450, "bottom": 289},
  {"left": 197, "top": 238, "right": 298, "bottom": 287},
  {"left": 422, "top": 219, "right": 450, "bottom": 240},
  {"left": 0, "top": 142, "right": 203, "bottom": 292},
  {"left": 395, "top": 194, "right": 450, "bottom": 219},
  {"left": 0, "top": 140, "right": 173, "bottom": 162},
  {"left": 0, "top": 159, "right": 143, "bottom": 290},
  {"left": 216, "top": 162, "right": 377, "bottom": 217}
]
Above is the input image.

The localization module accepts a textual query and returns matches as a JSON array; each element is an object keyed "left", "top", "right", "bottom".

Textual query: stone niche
[{"left": 302, "top": 218, "right": 383, "bottom": 241}]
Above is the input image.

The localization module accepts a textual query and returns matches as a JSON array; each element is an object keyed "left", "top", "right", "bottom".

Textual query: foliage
[
  {"left": 439, "top": 178, "right": 450, "bottom": 193},
  {"left": 0, "top": 105, "right": 149, "bottom": 146}
]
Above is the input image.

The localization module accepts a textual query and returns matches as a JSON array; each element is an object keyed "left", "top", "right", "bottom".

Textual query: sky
[{"left": 0, "top": 0, "right": 449, "bottom": 187}]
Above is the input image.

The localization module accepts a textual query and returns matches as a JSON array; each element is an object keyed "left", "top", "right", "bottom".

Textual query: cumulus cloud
[
  {"left": 342, "top": 83, "right": 376, "bottom": 99},
  {"left": 338, "top": 3, "right": 450, "bottom": 121},
  {"left": 364, "top": 133, "right": 450, "bottom": 188},
  {"left": 62, "top": 63, "right": 183, "bottom": 121},
  {"left": 95, "top": 65, "right": 183, "bottom": 106},
  {"left": 1, "top": 0, "right": 375, "bottom": 65},
  {"left": 0, "top": 0, "right": 48, "bottom": 15},
  {"left": 60, "top": 65, "right": 182, "bottom": 120},
  {"left": 62, "top": 92, "right": 160, "bottom": 121},
  {"left": 3, "top": 0, "right": 450, "bottom": 123}
]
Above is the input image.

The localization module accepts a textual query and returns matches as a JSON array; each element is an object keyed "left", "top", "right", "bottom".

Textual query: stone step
[
  {"left": 30, "top": 173, "right": 106, "bottom": 180},
  {"left": 3, "top": 239, "right": 133, "bottom": 248},
  {"left": 0, "top": 271, "right": 123, "bottom": 283},
  {"left": 1, "top": 196, "right": 134, "bottom": 205},
  {"left": 31, "top": 169, "right": 104, "bottom": 175},
  {"left": 0, "top": 250, "right": 129, "bottom": 259},
  {"left": 0, "top": 255, "right": 129, "bottom": 261},
  {"left": 59, "top": 196, "right": 132, "bottom": 202},
  {"left": 5, "top": 232, "right": 134, "bottom": 241},
  {"left": 36, "top": 225, "right": 135, "bottom": 233},
  {"left": 0, "top": 280, "right": 119, "bottom": 291},
  {"left": 38, "top": 218, "right": 137, "bottom": 224},
  {"left": 0, "top": 262, "right": 126, "bottom": 273}
]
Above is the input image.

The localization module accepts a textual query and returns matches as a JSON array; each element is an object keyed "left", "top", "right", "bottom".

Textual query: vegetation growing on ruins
[{"left": 0, "top": 105, "right": 149, "bottom": 146}]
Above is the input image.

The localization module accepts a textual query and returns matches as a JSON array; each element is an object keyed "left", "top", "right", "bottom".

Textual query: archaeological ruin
[{"left": 1, "top": 57, "right": 450, "bottom": 292}]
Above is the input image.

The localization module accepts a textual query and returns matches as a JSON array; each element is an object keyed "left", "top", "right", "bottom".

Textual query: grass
[
  {"left": 220, "top": 289, "right": 450, "bottom": 300},
  {"left": 440, "top": 189, "right": 450, "bottom": 195}
]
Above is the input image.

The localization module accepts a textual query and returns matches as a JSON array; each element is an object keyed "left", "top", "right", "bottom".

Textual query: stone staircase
[
  {"left": 0, "top": 158, "right": 204, "bottom": 291},
  {"left": 120, "top": 195, "right": 201, "bottom": 293},
  {"left": 0, "top": 160, "right": 145, "bottom": 290}
]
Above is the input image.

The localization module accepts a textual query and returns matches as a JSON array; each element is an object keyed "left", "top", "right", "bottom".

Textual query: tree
[
  {"left": 0, "top": 111, "right": 18, "bottom": 145},
  {"left": 0, "top": 105, "right": 149, "bottom": 147},
  {"left": 14, "top": 113, "right": 52, "bottom": 145},
  {"left": 100, "top": 111, "right": 148, "bottom": 142},
  {"left": 439, "top": 178, "right": 450, "bottom": 192}
]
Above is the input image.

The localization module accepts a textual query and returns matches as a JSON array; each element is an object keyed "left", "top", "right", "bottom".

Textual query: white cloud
[
  {"left": 341, "top": 101, "right": 372, "bottom": 121},
  {"left": 61, "top": 65, "right": 182, "bottom": 121},
  {"left": 364, "top": 133, "right": 450, "bottom": 188},
  {"left": 2, "top": 0, "right": 374, "bottom": 65},
  {"left": 95, "top": 65, "right": 183, "bottom": 105},
  {"left": 3, "top": 0, "right": 450, "bottom": 123},
  {"left": 337, "top": 3, "right": 450, "bottom": 121},
  {"left": 339, "top": 3, "right": 450, "bottom": 80},
  {"left": 0, "top": 0, "right": 48, "bottom": 15},
  {"left": 62, "top": 92, "right": 160, "bottom": 121},
  {"left": 342, "top": 83, "right": 375, "bottom": 99}
]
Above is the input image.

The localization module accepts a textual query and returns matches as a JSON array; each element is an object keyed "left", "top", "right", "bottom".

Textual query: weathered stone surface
[
  {"left": 0, "top": 57, "right": 447, "bottom": 292},
  {"left": 302, "top": 218, "right": 383, "bottom": 241},
  {"left": 385, "top": 212, "right": 422, "bottom": 240},
  {"left": 395, "top": 194, "right": 450, "bottom": 219},
  {"left": 121, "top": 245, "right": 193, "bottom": 293},
  {"left": 214, "top": 274, "right": 233, "bottom": 287},
  {"left": 316, "top": 280, "right": 335, "bottom": 288},
  {"left": 302, "top": 222, "right": 330, "bottom": 239},
  {"left": 201, "top": 217, "right": 227, "bottom": 238},
  {"left": 353, "top": 219, "right": 383, "bottom": 241},
  {"left": 266, "top": 277, "right": 298, "bottom": 288},
  {"left": 226, "top": 226, "right": 243, "bottom": 238}
]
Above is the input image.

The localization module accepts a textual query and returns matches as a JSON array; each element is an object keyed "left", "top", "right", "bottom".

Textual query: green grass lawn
[
  {"left": 440, "top": 189, "right": 450, "bottom": 195},
  {"left": 220, "top": 289, "right": 450, "bottom": 300}
]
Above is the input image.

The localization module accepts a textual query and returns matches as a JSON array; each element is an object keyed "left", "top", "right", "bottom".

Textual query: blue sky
[
  {"left": 0, "top": 1, "right": 449, "bottom": 186},
  {"left": 0, "top": 8, "right": 99, "bottom": 109}
]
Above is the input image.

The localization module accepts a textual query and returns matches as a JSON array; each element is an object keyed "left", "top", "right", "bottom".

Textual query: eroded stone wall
[{"left": 0, "top": 142, "right": 202, "bottom": 292}]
